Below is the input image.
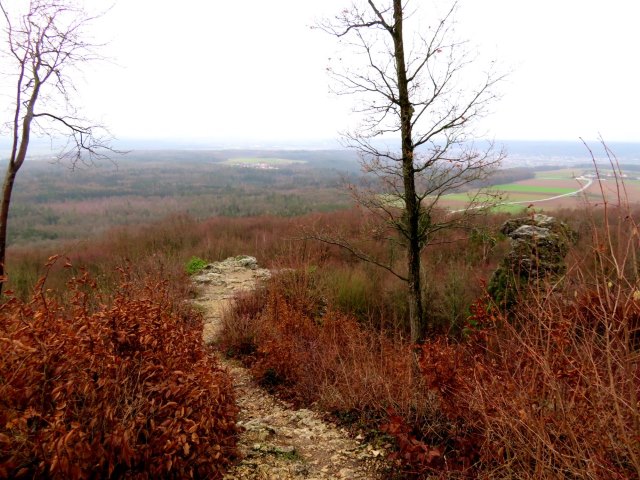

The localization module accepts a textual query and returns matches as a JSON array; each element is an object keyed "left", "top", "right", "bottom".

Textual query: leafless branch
[
  {"left": 316, "top": 0, "right": 505, "bottom": 339},
  {"left": 303, "top": 229, "right": 408, "bottom": 282},
  {"left": 0, "top": 0, "right": 117, "bottom": 294}
]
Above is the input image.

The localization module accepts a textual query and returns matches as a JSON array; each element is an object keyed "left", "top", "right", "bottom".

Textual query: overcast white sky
[{"left": 45, "top": 0, "right": 640, "bottom": 144}]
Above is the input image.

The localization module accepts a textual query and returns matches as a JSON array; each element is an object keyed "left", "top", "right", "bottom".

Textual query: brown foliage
[
  {"left": 380, "top": 412, "right": 445, "bottom": 475},
  {"left": 409, "top": 160, "right": 640, "bottom": 478},
  {"left": 0, "top": 260, "right": 237, "bottom": 479},
  {"left": 414, "top": 286, "right": 640, "bottom": 479},
  {"left": 221, "top": 269, "right": 435, "bottom": 421}
]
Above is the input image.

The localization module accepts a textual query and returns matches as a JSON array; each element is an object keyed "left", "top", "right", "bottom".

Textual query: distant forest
[{"left": 5, "top": 143, "right": 640, "bottom": 246}]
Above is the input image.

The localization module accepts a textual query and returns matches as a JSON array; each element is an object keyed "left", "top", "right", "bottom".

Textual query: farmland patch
[{"left": 223, "top": 157, "right": 306, "bottom": 167}]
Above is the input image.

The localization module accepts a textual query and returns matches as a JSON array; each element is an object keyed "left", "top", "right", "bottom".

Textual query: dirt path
[{"left": 192, "top": 256, "right": 387, "bottom": 480}]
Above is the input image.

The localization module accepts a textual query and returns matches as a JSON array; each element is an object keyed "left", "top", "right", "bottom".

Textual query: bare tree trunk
[
  {"left": 0, "top": 95, "right": 33, "bottom": 296},
  {"left": 407, "top": 233, "right": 423, "bottom": 341},
  {"left": 0, "top": 166, "right": 17, "bottom": 293},
  {"left": 392, "top": 0, "right": 423, "bottom": 341},
  {"left": 317, "top": 1, "right": 502, "bottom": 340},
  {"left": 0, "top": 1, "right": 114, "bottom": 297}
]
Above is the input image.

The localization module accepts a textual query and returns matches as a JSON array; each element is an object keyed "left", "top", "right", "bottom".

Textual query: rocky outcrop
[
  {"left": 488, "top": 214, "right": 576, "bottom": 307},
  {"left": 192, "top": 256, "right": 270, "bottom": 345},
  {"left": 193, "top": 255, "right": 268, "bottom": 285}
]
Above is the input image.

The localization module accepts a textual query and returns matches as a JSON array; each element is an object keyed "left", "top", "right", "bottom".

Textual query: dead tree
[
  {"left": 316, "top": 0, "right": 504, "bottom": 341},
  {"left": 0, "top": 0, "right": 115, "bottom": 294}
]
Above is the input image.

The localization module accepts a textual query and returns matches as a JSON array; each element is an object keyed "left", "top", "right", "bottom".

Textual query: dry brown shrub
[
  {"left": 447, "top": 290, "right": 640, "bottom": 479},
  {"left": 222, "top": 269, "right": 436, "bottom": 421},
  {"left": 0, "top": 259, "right": 237, "bottom": 479},
  {"left": 219, "top": 287, "right": 268, "bottom": 358},
  {"left": 461, "top": 150, "right": 640, "bottom": 479}
]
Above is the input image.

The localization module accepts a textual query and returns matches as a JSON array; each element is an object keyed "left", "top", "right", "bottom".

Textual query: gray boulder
[
  {"left": 488, "top": 214, "right": 576, "bottom": 307},
  {"left": 192, "top": 256, "right": 265, "bottom": 285}
]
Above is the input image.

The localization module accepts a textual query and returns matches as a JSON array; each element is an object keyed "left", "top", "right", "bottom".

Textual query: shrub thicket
[{"left": 0, "top": 260, "right": 237, "bottom": 479}]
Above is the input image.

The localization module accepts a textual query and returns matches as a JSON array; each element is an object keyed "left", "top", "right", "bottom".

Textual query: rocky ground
[{"left": 192, "top": 256, "right": 389, "bottom": 480}]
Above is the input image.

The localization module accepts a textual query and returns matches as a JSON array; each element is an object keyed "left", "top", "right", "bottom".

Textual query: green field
[
  {"left": 441, "top": 192, "right": 507, "bottom": 202},
  {"left": 534, "top": 169, "right": 581, "bottom": 180},
  {"left": 490, "top": 203, "right": 529, "bottom": 214},
  {"left": 222, "top": 157, "right": 306, "bottom": 166},
  {"left": 441, "top": 184, "right": 575, "bottom": 202},
  {"left": 440, "top": 178, "right": 580, "bottom": 213},
  {"left": 490, "top": 184, "right": 575, "bottom": 194}
]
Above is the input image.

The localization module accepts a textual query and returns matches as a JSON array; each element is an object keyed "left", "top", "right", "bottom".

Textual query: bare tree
[
  {"left": 316, "top": 0, "right": 504, "bottom": 341},
  {"left": 0, "top": 0, "right": 114, "bottom": 294}
]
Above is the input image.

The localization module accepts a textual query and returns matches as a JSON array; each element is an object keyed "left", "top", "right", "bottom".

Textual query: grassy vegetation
[
  {"left": 443, "top": 184, "right": 575, "bottom": 203},
  {"left": 440, "top": 173, "right": 594, "bottom": 213},
  {"left": 533, "top": 168, "right": 581, "bottom": 179},
  {"left": 490, "top": 203, "right": 528, "bottom": 214},
  {"left": 490, "top": 183, "right": 576, "bottom": 194}
]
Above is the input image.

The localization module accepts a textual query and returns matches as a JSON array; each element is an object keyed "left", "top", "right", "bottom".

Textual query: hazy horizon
[
  {"left": 3, "top": 137, "right": 639, "bottom": 171},
  {"left": 1, "top": 1, "right": 639, "bottom": 145}
]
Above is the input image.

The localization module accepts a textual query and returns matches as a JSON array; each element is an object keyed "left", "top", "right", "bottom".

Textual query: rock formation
[
  {"left": 192, "top": 256, "right": 270, "bottom": 345},
  {"left": 488, "top": 214, "right": 577, "bottom": 308}
]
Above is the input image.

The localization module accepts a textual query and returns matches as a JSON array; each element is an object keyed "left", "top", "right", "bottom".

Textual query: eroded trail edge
[{"left": 192, "top": 256, "right": 386, "bottom": 480}]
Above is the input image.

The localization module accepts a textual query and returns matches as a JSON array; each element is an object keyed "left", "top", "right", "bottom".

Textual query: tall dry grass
[
  {"left": 219, "top": 269, "right": 439, "bottom": 426},
  {"left": 472, "top": 147, "right": 640, "bottom": 478},
  {"left": 417, "top": 147, "right": 640, "bottom": 478}
]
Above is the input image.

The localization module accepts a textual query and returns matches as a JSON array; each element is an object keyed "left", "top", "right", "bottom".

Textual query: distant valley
[{"left": 4, "top": 140, "right": 640, "bottom": 246}]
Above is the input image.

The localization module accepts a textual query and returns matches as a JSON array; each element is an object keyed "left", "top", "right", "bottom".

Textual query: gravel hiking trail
[{"left": 192, "top": 256, "right": 388, "bottom": 480}]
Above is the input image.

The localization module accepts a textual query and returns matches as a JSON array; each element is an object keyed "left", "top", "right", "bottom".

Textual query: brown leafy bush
[
  {"left": 380, "top": 412, "right": 445, "bottom": 475},
  {"left": 0, "top": 259, "right": 237, "bottom": 479}
]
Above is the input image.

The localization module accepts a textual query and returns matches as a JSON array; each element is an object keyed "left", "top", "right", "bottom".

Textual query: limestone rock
[
  {"left": 489, "top": 214, "right": 576, "bottom": 307},
  {"left": 191, "top": 256, "right": 271, "bottom": 345}
]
